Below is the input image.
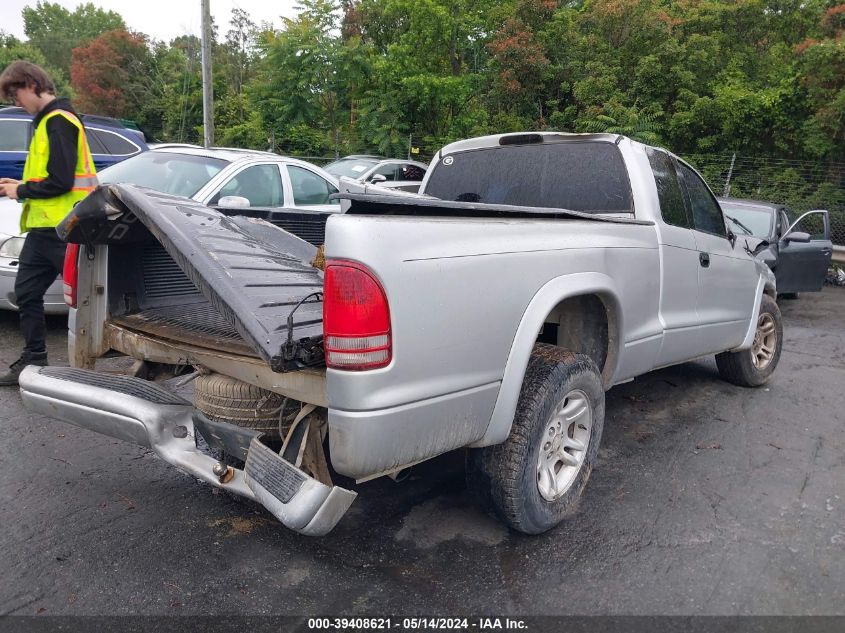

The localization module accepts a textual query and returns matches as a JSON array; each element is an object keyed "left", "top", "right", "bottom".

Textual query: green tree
[
  {"left": 23, "top": 1, "right": 125, "bottom": 75},
  {"left": 795, "top": 4, "right": 845, "bottom": 160},
  {"left": 0, "top": 32, "right": 70, "bottom": 99},
  {"left": 579, "top": 101, "right": 663, "bottom": 144},
  {"left": 151, "top": 36, "right": 204, "bottom": 143},
  {"left": 250, "top": 1, "right": 348, "bottom": 155},
  {"left": 353, "top": 0, "right": 499, "bottom": 150}
]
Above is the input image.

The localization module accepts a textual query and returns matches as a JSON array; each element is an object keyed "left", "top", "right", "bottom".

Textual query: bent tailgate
[{"left": 59, "top": 184, "right": 325, "bottom": 371}]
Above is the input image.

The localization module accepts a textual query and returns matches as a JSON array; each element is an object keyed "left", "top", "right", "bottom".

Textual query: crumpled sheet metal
[{"left": 60, "top": 184, "right": 325, "bottom": 372}]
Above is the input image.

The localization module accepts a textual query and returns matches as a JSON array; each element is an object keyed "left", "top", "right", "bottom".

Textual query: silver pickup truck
[{"left": 19, "top": 132, "right": 781, "bottom": 536}]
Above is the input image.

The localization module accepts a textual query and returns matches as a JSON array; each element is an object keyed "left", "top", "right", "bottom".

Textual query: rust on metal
[{"left": 103, "top": 322, "right": 328, "bottom": 406}]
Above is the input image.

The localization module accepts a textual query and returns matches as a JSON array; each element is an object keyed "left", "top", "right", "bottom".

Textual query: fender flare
[
  {"left": 733, "top": 273, "right": 771, "bottom": 351},
  {"left": 470, "top": 272, "right": 624, "bottom": 447}
]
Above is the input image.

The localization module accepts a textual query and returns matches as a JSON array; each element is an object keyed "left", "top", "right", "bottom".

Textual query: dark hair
[{"left": 0, "top": 61, "right": 56, "bottom": 101}]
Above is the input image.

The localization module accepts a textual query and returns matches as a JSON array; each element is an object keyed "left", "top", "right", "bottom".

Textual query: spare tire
[{"left": 194, "top": 373, "right": 284, "bottom": 437}]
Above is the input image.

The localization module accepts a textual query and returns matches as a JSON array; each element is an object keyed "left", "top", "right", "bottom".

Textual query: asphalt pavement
[{"left": 0, "top": 288, "right": 843, "bottom": 617}]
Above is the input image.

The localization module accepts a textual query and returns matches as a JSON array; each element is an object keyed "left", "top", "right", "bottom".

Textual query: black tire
[
  {"left": 467, "top": 344, "right": 605, "bottom": 535},
  {"left": 715, "top": 294, "right": 783, "bottom": 387},
  {"left": 194, "top": 373, "right": 284, "bottom": 436}
]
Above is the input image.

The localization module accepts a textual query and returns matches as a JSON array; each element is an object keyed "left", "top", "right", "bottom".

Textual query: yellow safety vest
[{"left": 21, "top": 109, "right": 98, "bottom": 232}]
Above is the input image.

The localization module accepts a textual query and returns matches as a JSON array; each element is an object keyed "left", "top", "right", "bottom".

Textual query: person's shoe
[{"left": 0, "top": 352, "right": 48, "bottom": 386}]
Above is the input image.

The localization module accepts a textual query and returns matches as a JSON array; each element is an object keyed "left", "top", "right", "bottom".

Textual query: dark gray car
[{"left": 718, "top": 197, "right": 832, "bottom": 295}]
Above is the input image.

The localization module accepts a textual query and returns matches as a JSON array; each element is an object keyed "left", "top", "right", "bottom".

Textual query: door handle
[
  {"left": 822, "top": 248, "right": 832, "bottom": 255},
  {"left": 699, "top": 252, "right": 710, "bottom": 268}
]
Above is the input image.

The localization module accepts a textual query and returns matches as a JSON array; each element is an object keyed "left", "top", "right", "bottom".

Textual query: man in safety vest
[{"left": 0, "top": 61, "right": 97, "bottom": 385}]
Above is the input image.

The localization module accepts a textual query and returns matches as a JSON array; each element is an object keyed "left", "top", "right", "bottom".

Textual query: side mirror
[
  {"left": 727, "top": 230, "right": 736, "bottom": 248},
  {"left": 783, "top": 231, "right": 811, "bottom": 244},
  {"left": 217, "top": 195, "right": 250, "bottom": 209},
  {"left": 369, "top": 174, "right": 387, "bottom": 183}
]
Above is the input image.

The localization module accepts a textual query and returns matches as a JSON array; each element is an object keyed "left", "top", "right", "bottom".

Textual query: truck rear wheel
[
  {"left": 715, "top": 294, "right": 783, "bottom": 387},
  {"left": 467, "top": 344, "right": 605, "bottom": 534}
]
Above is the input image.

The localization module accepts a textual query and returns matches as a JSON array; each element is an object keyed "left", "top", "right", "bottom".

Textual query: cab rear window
[{"left": 424, "top": 142, "right": 632, "bottom": 213}]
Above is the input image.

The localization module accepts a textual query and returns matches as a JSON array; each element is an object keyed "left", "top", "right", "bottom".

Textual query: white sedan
[{"left": 0, "top": 145, "right": 341, "bottom": 314}]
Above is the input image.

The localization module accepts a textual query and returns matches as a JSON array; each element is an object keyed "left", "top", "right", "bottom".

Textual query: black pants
[{"left": 14, "top": 228, "right": 66, "bottom": 355}]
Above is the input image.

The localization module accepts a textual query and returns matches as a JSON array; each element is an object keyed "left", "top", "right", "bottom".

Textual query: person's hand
[{"left": 0, "top": 179, "right": 22, "bottom": 199}]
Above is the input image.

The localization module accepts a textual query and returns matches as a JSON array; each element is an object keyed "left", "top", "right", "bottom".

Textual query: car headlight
[{"left": 0, "top": 236, "right": 25, "bottom": 259}]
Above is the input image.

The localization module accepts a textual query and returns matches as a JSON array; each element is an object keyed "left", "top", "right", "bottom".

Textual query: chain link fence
[{"left": 683, "top": 153, "right": 845, "bottom": 247}]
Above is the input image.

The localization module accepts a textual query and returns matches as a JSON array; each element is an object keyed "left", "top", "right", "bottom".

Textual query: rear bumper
[{"left": 19, "top": 366, "right": 355, "bottom": 536}]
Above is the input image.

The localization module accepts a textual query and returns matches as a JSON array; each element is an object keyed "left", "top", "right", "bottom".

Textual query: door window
[
  {"left": 0, "top": 120, "right": 30, "bottom": 151},
  {"left": 400, "top": 163, "right": 426, "bottom": 181},
  {"left": 646, "top": 148, "right": 690, "bottom": 228},
  {"left": 677, "top": 163, "right": 727, "bottom": 236},
  {"left": 288, "top": 166, "right": 338, "bottom": 206},
  {"left": 93, "top": 129, "right": 140, "bottom": 155},
  {"left": 370, "top": 163, "right": 399, "bottom": 182},
  {"left": 787, "top": 210, "right": 828, "bottom": 241},
  {"left": 210, "top": 164, "right": 285, "bottom": 207},
  {"left": 84, "top": 129, "right": 109, "bottom": 154}
]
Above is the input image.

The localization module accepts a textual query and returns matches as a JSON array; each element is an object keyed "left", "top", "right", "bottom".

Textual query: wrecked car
[
  {"left": 20, "top": 132, "right": 781, "bottom": 536},
  {"left": 718, "top": 197, "right": 833, "bottom": 297}
]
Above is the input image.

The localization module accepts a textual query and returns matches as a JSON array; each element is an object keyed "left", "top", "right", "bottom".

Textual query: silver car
[
  {"left": 323, "top": 155, "right": 428, "bottom": 193},
  {"left": 0, "top": 145, "right": 341, "bottom": 314}
]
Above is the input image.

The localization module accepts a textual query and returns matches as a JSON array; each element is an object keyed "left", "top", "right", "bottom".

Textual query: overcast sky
[{"left": 4, "top": 0, "right": 302, "bottom": 43}]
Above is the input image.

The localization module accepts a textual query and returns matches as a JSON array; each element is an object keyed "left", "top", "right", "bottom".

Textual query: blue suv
[{"left": 0, "top": 106, "right": 148, "bottom": 179}]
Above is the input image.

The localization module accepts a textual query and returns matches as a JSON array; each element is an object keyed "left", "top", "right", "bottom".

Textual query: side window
[
  {"left": 0, "top": 120, "right": 30, "bottom": 151},
  {"left": 209, "top": 164, "right": 284, "bottom": 207},
  {"left": 94, "top": 129, "right": 139, "bottom": 155},
  {"left": 370, "top": 163, "right": 399, "bottom": 182},
  {"left": 677, "top": 163, "right": 727, "bottom": 236},
  {"left": 288, "top": 166, "right": 338, "bottom": 206},
  {"left": 646, "top": 148, "right": 690, "bottom": 228},
  {"left": 84, "top": 129, "right": 109, "bottom": 154},
  {"left": 401, "top": 164, "right": 426, "bottom": 181},
  {"left": 787, "top": 209, "right": 827, "bottom": 241}
]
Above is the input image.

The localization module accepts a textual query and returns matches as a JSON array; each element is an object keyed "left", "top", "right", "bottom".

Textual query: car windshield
[
  {"left": 719, "top": 203, "right": 773, "bottom": 238},
  {"left": 324, "top": 158, "right": 380, "bottom": 179},
  {"left": 98, "top": 151, "right": 228, "bottom": 198}
]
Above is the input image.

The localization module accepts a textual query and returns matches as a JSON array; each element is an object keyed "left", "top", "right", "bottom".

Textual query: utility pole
[{"left": 200, "top": 0, "right": 214, "bottom": 148}]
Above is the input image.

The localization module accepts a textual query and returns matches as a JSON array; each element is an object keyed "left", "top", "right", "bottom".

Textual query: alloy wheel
[
  {"left": 752, "top": 312, "right": 777, "bottom": 370},
  {"left": 536, "top": 389, "right": 593, "bottom": 501}
]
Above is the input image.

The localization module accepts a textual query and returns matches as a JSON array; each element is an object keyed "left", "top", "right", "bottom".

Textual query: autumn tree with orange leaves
[{"left": 70, "top": 29, "right": 152, "bottom": 119}]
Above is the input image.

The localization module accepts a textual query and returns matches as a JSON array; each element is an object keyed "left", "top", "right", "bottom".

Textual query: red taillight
[
  {"left": 62, "top": 243, "right": 80, "bottom": 308},
  {"left": 323, "top": 260, "right": 391, "bottom": 370}
]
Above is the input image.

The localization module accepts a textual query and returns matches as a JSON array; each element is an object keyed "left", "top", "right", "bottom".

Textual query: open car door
[{"left": 776, "top": 210, "right": 833, "bottom": 294}]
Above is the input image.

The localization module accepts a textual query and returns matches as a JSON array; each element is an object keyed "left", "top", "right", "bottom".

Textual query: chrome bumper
[{"left": 19, "top": 366, "right": 355, "bottom": 536}]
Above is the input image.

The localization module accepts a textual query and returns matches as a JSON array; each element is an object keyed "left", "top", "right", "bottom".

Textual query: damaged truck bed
[
  {"left": 20, "top": 132, "right": 780, "bottom": 537},
  {"left": 59, "top": 184, "right": 326, "bottom": 371},
  {"left": 24, "top": 183, "right": 355, "bottom": 536}
]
